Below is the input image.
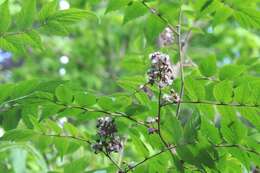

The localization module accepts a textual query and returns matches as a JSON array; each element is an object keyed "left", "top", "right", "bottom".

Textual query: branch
[
  {"left": 0, "top": 94, "right": 149, "bottom": 128},
  {"left": 67, "top": 106, "right": 149, "bottom": 128},
  {"left": 125, "top": 145, "right": 176, "bottom": 172},
  {"left": 163, "top": 100, "right": 260, "bottom": 108},
  {"left": 176, "top": 7, "right": 184, "bottom": 119},
  {"left": 141, "top": 0, "right": 179, "bottom": 36},
  {"left": 215, "top": 144, "right": 260, "bottom": 156}
]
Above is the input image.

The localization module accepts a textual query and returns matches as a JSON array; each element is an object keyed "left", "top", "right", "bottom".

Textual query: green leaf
[
  {"left": 0, "top": 142, "right": 48, "bottom": 172},
  {"left": 125, "top": 104, "right": 148, "bottom": 115},
  {"left": 238, "top": 108, "right": 260, "bottom": 131},
  {"left": 1, "top": 129, "right": 38, "bottom": 141},
  {"left": 97, "top": 96, "right": 115, "bottom": 111},
  {"left": 183, "top": 112, "right": 201, "bottom": 143},
  {"left": 16, "top": 0, "right": 36, "bottom": 29},
  {"left": 219, "top": 65, "right": 245, "bottom": 80},
  {"left": 213, "top": 80, "right": 233, "bottom": 103},
  {"left": 233, "top": 83, "right": 252, "bottom": 104},
  {"left": 123, "top": 1, "right": 147, "bottom": 24},
  {"left": 41, "top": 102, "right": 64, "bottom": 119},
  {"left": 21, "top": 104, "right": 38, "bottom": 129},
  {"left": 0, "top": 0, "right": 11, "bottom": 32},
  {"left": 199, "top": 55, "right": 217, "bottom": 77},
  {"left": 0, "top": 83, "right": 14, "bottom": 103},
  {"left": 250, "top": 81, "right": 260, "bottom": 105},
  {"left": 201, "top": 116, "right": 221, "bottom": 144},
  {"left": 44, "top": 119, "right": 62, "bottom": 134},
  {"left": 50, "top": 9, "right": 95, "bottom": 24},
  {"left": 40, "top": 21, "right": 69, "bottom": 36},
  {"left": 220, "top": 119, "right": 247, "bottom": 144},
  {"left": 38, "top": 0, "right": 58, "bottom": 21},
  {"left": 233, "top": 7, "right": 260, "bottom": 29},
  {"left": 55, "top": 85, "right": 73, "bottom": 104},
  {"left": 200, "top": 0, "right": 214, "bottom": 12},
  {"left": 0, "top": 37, "right": 17, "bottom": 52},
  {"left": 185, "top": 76, "right": 206, "bottom": 101},
  {"left": 64, "top": 157, "right": 87, "bottom": 173},
  {"left": 212, "top": 4, "right": 233, "bottom": 27},
  {"left": 144, "top": 14, "right": 166, "bottom": 44},
  {"left": 27, "top": 29, "right": 44, "bottom": 50},
  {"left": 199, "top": 0, "right": 219, "bottom": 17},
  {"left": 5, "top": 33, "right": 40, "bottom": 51},
  {"left": 74, "top": 92, "right": 96, "bottom": 107},
  {"left": 106, "top": 0, "right": 130, "bottom": 13},
  {"left": 1, "top": 108, "right": 21, "bottom": 130},
  {"left": 162, "top": 115, "right": 183, "bottom": 144},
  {"left": 218, "top": 106, "right": 247, "bottom": 144},
  {"left": 64, "top": 123, "right": 79, "bottom": 137},
  {"left": 54, "top": 137, "right": 70, "bottom": 158},
  {"left": 130, "top": 132, "right": 149, "bottom": 157}
]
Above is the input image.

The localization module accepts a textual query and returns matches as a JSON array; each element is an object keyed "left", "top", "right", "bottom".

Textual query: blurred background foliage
[
  {"left": 0, "top": 0, "right": 259, "bottom": 172},
  {"left": 1, "top": 0, "right": 258, "bottom": 92}
]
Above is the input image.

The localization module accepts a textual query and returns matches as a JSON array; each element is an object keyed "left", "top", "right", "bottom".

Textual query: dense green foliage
[{"left": 0, "top": 0, "right": 260, "bottom": 172}]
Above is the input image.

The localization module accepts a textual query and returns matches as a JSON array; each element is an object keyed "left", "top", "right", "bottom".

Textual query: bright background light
[
  {"left": 59, "top": 68, "right": 66, "bottom": 76},
  {"left": 59, "top": 0, "right": 70, "bottom": 10},
  {"left": 60, "top": 55, "right": 69, "bottom": 64}
]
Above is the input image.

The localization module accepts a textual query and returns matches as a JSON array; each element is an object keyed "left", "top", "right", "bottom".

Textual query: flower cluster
[
  {"left": 147, "top": 52, "right": 175, "bottom": 88},
  {"left": 92, "top": 117, "right": 122, "bottom": 154},
  {"left": 162, "top": 89, "right": 180, "bottom": 104},
  {"left": 158, "top": 27, "right": 174, "bottom": 47}
]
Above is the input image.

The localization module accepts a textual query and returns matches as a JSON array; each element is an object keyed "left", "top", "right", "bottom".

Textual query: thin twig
[
  {"left": 118, "top": 137, "right": 128, "bottom": 169},
  {"left": 157, "top": 88, "right": 169, "bottom": 147}
]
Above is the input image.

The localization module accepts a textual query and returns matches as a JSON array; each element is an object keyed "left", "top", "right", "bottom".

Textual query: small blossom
[
  {"left": 162, "top": 89, "right": 180, "bottom": 104},
  {"left": 158, "top": 27, "right": 174, "bottom": 47},
  {"left": 148, "top": 127, "right": 158, "bottom": 134},
  {"left": 146, "top": 117, "right": 156, "bottom": 124}
]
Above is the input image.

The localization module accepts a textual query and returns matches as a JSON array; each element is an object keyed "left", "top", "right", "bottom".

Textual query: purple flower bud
[{"left": 148, "top": 127, "right": 157, "bottom": 134}]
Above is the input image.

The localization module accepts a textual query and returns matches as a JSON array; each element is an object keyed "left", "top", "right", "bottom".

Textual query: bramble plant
[{"left": 0, "top": 0, "right": 260, "bottom": 173}]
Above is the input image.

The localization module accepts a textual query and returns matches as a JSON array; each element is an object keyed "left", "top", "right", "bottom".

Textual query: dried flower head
[
  {"left": 96, "top": 117, "right": 117, "bottom": 136},
  {"left": 147, "top": 52, "right": 175, "bottom": 88},
  {"left": 92, "top": 117, "right": 122, "bottom": 154},
  {"left": 158, "top": 27, "right": 174, "bottom": 47}
]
